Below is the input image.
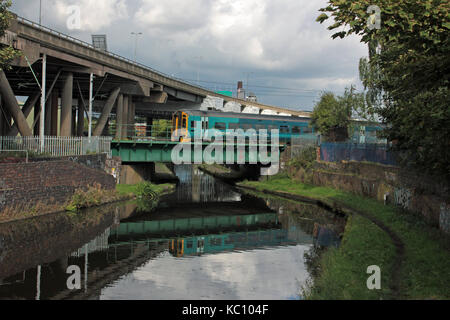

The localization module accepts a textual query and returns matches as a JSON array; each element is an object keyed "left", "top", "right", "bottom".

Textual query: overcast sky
[{"left": 11, "top": 0, "right": 368, "bottom": 111}]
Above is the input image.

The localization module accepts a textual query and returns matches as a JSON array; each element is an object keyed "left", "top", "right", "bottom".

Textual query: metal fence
[
  {"left": 290, "top": 135, "right": 319, "bottom": 158},
  {"left": 0, "top": 136, "right": 112, "bottom": 158},
  {"left": 319, "top": 142, "right": 397, "bottom": 166}
]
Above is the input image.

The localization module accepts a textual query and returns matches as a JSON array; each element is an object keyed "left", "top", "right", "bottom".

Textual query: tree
[
  {"left": 317, "top": 0, "right": 450, "bottom": 180},
  {"left": 0, "top": 0, "right": 20, "bottom": 70},
  {"left": 311, "top": 89, "right": 352, "bottom": 142}
]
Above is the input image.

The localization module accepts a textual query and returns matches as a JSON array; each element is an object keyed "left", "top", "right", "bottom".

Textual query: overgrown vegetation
[
  {"left": 240, "top": 176, "right": 450, "bottom": 299},
  {"left": 289, "top": 146, "right": 317, "bottom": 170},
  {"left": 66, "top": 184, "right": 128, "bottom": 211},
  {"left": 317, "top": 0, "right": 450, "bottom": 180},
  {"left": 0, "top": 1, "right": 21, "bottom": 70}
]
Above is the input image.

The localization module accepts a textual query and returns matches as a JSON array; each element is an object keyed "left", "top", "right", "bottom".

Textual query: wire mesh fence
[{"left": 319, "top": 142, "right": 397, "bottom": 166}]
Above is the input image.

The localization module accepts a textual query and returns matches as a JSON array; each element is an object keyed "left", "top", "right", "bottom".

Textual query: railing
[
  {"left": 0, "top": 136, "right": 112, "bottom": 158},
  {"left": 13, "top": 14, "right": 211, "bottom": 92}
]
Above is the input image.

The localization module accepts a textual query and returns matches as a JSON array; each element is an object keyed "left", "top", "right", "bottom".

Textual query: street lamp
[
  {"left": 193, "top": 56, "right": 203, "bottom": 86},
  {"left": 131, "top": 32, "right": 143, "bottom": 62},
  {"left": 243, "top": 72, "right": 254, "bottom": 95}
]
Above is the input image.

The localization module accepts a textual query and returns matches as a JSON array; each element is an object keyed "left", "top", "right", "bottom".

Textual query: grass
[
  {"left": 239, "top": 175, "right": 450, "bottom": 300},
  {"left": 116, "top": 182, "right": 175, "bottom": 198}
]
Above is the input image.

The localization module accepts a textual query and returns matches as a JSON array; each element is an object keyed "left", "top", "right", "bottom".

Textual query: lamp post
[
  {"left": 131, "top": 32, "right": 142, "bottom": 62},
  {"left": 193, "top": 56, "right": 203, "bottom": 86},
  {"left": 243, "top": 72, "right": 254, "bottom": 96},
  {"left": 39, "top": 0, "right": 42, "bottom": 25}
]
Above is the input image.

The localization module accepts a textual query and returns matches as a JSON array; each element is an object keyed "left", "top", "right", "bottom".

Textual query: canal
[{"left": 0, "top": 165, "right": 345, "bottom": 300}]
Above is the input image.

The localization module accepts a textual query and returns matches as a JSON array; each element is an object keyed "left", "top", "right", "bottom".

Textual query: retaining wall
[{"left": 288, "top": 160, "right": 450, "bottom": 234}]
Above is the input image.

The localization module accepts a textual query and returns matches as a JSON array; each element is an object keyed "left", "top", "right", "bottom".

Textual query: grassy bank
[
  {"left": 239, "top": 175, "right": 450, "bottom": 300},
  {"left": 0, "top": 182, "right": 175, "bottom": 223},
  {"left": 116, "top": 182, "right": 175, "bottom": 198}
]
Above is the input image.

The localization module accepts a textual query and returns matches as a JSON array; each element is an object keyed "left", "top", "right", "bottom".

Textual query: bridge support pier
[
  {"left": 122, "top": 94, "right": 129, "bottom": 139},
  {"left": 119, "top": 163, "right": 156, "bottom": 184},
  {"left": 115, "top": 94, "right": 124, "bottom": 139},
  {"left": 60, "top": 72, "right": 73, "bottom": 137},
  {"left": 7, "top": 91, "right": 40, "bottom": 137},
  {"left": 127, "top": 96, "right": 135, "bottom": 137},
  {"left": 0, "top": 70, "right": 33, "bottom": 136},
  {"left": 93, "top": 87, "right": 120, "bottom": 136}
]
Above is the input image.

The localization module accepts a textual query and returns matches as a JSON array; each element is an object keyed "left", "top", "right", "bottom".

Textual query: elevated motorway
[{"left": 0, "top": 14, "right": 311, "bottom": 138}]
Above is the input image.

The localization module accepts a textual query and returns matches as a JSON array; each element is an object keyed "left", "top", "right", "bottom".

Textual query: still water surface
[{"left": 0, "top": 165, "right": 345, "bottom": 300}]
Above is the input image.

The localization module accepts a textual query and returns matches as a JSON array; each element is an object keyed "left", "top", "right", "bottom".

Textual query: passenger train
[
  {"left": 171, "top": 110, "right": 316, "bottom": 143},
  {"left": 171, "top": 110, "right": 385, "bottom": 144}
]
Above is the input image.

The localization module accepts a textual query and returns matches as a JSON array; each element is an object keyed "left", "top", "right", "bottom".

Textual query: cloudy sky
[{"left": 11, "top": 0, "right": 368, "bottom": 111}]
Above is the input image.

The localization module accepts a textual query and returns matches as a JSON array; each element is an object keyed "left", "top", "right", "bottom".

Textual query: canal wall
[
  {"left": 288, "top": 161, "right": 450, "bottom": 234},
  {"left": 0, "top": 158, "right": 116, "bottom": 213}
]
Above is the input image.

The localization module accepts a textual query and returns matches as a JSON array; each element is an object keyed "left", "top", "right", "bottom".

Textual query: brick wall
[{"left": 0, "top": 160, "right": 115, "bottom": 211}]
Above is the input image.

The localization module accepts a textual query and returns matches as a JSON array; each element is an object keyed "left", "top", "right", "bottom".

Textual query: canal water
[{"left": 0, "top": 165, "right": 345, "bottom": 300}]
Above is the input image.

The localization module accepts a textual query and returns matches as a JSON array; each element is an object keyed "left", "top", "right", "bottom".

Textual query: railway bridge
[{"left": 0, "top": 13, "right": 311, "bottom": 142}]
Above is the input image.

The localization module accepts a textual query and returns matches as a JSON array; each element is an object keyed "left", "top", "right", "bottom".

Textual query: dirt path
[{"left": 237, "top": 184, "right": 406, "bottom": 299}]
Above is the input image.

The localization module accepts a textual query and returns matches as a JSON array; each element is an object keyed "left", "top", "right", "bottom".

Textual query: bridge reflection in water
[{"left": 0, "top": 166, "right": 344, "bottom": 300}]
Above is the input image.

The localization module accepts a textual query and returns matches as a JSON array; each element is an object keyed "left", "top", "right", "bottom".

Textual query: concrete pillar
[
  {"left": 102, "top": 118, "right": 110, "bottom": 136},
  {"left": 115, "top": 94, "right": 123, "bottom": 139},
  {"left": 8, "top": 91, "right": 40, "bottom": 136},
  {"left": 146, "top": 116, "right": 153, "bottom": 137},
  {"left": 51, "top": 92, "right": 58, "bottom": 136},
  {"left": 93, "top": 87, "right": 120, "bottom": 136},
  {"left": 0, "top": 96, "right": 5, "bottom": 135},
  {"left": 60, "top": 72, "right": 73, "bottom": 137},
  {"left": 128, "top": 96, "right": 135, "bottom": 137},
  {"left": 0, "top": 70, "right": 33, "bottom": 136},
  {"left": 77, "top": 99, "right": 85, "bottom": 136},
  {"left": 122, "top": 94, "right": 129, "bottom": 139}
]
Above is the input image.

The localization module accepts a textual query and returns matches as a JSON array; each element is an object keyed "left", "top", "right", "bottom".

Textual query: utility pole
[
  {"left": 39, "top": 54, "right": 46, "bottom": 152},
  {"left": 193, "top": 56, "right": 203, "bottom": 86},
  {"left": 39, "top": 0, "right": 42, "bottom": 25},
  {"left": 131, "top": 32, "right": 142, "bottom": 62}
]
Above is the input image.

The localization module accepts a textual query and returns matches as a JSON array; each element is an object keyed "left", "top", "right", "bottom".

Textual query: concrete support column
[
  {"left": 146, "top": 116, "right": 153, "bottom": 137},
  {"left": 51, "top": 92, "right": 58, "bottom": 136},
  {"left": 77, "top": 99, "right": 85, "bottom": 136},
  {"left": 102, "top": 118, "right": 110, "bottom": 136},
  {"left": 122, "top": 94, "right": 129, "bottom": 139},
  {"left": 0, "top": 70, "right": 33, "bottom": 136},
  {"left": 8, "top": 91, "right": 40, "bottom": 136},
  {"left": 60, "top": 72, "right": 73, "bottom": 137},
  {"left": 93, "top": 87, "right": 120, "bottom": 136},
  {"left": 128, "top": 96, "right": 135, "bottom": 137},
  {"left": 0, "top": 96, "right": 5, "bottom": 135},
  {"left": 115, "top": 94, "right": 123, "bottom": 139}
]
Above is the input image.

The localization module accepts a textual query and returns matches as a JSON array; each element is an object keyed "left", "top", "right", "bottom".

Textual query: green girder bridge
[{"left": 111, "top": 139, "right": 285, "bottom": 164}]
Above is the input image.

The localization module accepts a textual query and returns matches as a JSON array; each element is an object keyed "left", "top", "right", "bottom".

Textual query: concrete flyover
[{"left": 0, "top": 13, "right": 311, "bottom": 139}]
